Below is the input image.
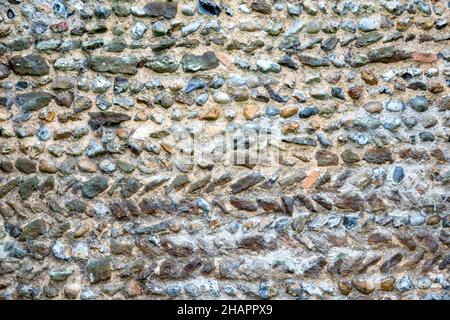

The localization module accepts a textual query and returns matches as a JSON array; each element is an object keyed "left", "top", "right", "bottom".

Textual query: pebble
[
  {"left": 213, "top": 91, "right": 230, "bottom": 104},
  {"left": 409, "top": 95, "right": 430, "bottom": 112},
  {"left": 385, "top": 100, "right": 406, "bottom": 112},
  {"left": 392, "top": 166, "right": 404, "bottom": 183},
  {"left": 358, "top": 17, "right": 380, "bottom": 32},
  {"left": 64, "top": 283, "right": 81, "bottom": 299},
  {"left": 131, "top": 21, "right": 147, "bottom": 40},
  {"left": 256, "top": 59, "right": 281, "bottom": 73}
]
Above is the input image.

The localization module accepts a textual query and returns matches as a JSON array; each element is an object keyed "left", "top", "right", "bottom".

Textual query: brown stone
[
  {"left": 351, "top": 277, "right": 375, "bottom": 295},
  {"left": 412, "top": 52, "right": 438, "bottom": 63},
  {"left": 138, "top": 198, "right": 159, "bottom": 215},
  {"left": 78, "top": 158, "right": 97, "bottom": 173},
  {"left": 280, "top": 106, "right": 298, "bottom": 118},
  {"left": 338, "top": 280, "right": 352, "bottom": 296},
  {"left": 53, "top": 128, "right": 72, "bottom": 140},
  {"left": 39, "top": 160, "right": 58, "bottom": 174},
  {"left": 380, "top": 253, "right": 403, "bottom": 273},
  {"left": 200, "top": 107, "right": 221, "bottom": 120},
  {"left": 426, "top": 215, "right": 441, "bottom": 226},
  {"left": 281, "top": 122, "right": 299, "bottom": 134},
  {"left": 243, "top": 105, "right": 259, "bottom": 120},
  {"left": 429, "top": 81, "right": 444, "bottom": 94},
  {"left": 315, "top": 150, "right": 339, "bottom": 166},
  {"left": 251, "top": 0, "right": 272, "bottom": 14},
  {"left": 50, "top": 21, "right": 69, "bottom": 33},
  {"left": 215, "top": 52, "right": 235, "bottom": 70},
  {"left": 257, "top": 198, "right": 282, "bottom": 212},
  {"left": 395, "top": 233, "right": 417, "bottom": 251},
  {"left": 363, "top": 101, "right": 383, "bottom": 113},
  {"left": 380, "top": 277, "right": 396, "bottom": 291},
  {"left": 0, "top": 161, "right": 14, "bottom": 173},
  {"left": 55, "top": 91, "right": 74, "bottom": 107},
  {"left": 302, "top": 171, "right": 321, "bottom": 188},
  {"left": 73, "top": 223, "right": 90, "bottom": 238},
  {"left": 88, "top": 112, "right": 131, "bottom": 129},
  {"left": 144, "top": 1, "right": 178, "bottom": 19},
  {"left": 363, "top": 147, "right": 393, "bottom": 164},
  {"left": 229, "top": 196, "right": 257, "bottom": 211},
  {"left": 366, "top": 193, "right": 386, "bottom": 212},
  {"left": 124, "top": 279, "right": 142, "bottom": 298},
  {"left": 161, "top": 239, "right": 194, "bottom": 257},
  {"left": 368, "top": 232, "right": 391, "bottom": 245},
  {"left": 334, "top": 194, "right": 365, "bottom": 211},
  {"left": 348, "top": 85, "right": 364, "bottom": 99},
  {"left": 232, "top": 89, "right": 249, "bottom": 102},
  {"left": 238, "top": 235, "right": 269, "bottom": 251},
  {"left": 41, "top": 111, "right": 57, "bottom": 122},
  {"left": 360, "top": 69, "right": 378, "bottom": 85}
]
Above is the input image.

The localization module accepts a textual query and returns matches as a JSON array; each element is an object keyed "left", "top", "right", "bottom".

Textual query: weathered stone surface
[
  {"left": 278, "top": 171, "right": 307, "bottom": 189},
  {"left": 19, "top": 176, "right": 39, "bottom": 200},
  {"left": 316, "top": 150, "right": 339, "bottom": 166},
  {"left": 180, "top": 52, "right": 219, "bottom": 72},
  {"left": 230, "top": 172, "right": 264, "bottom": 193},
  {"left": 0, "top": 63, "right": 10, "bottom": 79},
  {"left": 363, "top": 148, "right": 393, "bottom": 164},
  {"left": 139, "top": 198, "right": 159, "bottom": 215},
  {"left": 19, "top": 219, "right": 47, "bottom": 241},
  {"left": 229, "top": 196, "right": 257, "bottom": 211},
  {"left": 367, "top": 46, "right": 411, "bottom": 63},
  {"left": 144, "top": 1, "right": 178, "bottom": 19},
  {"left": 251, "top": 1, "right": 272, "bottom": 14},
  {"left": 334, "top": 194, "right": 365, "bottom": 211},
  {"left": 90, "top": 56, "right": 139, "bottom": 75},
  {"left": 0, "top": 178, "right": 20, "bottom": 198},
  {"left": 144, "top": 55, "right": 179, "bottom": 73},
  {"left": 88, "top": 112, "right": 131, "bottom": 129},
  {"left": 297, "top": 54, "right": 330, "bottom": 67},
  {"left": 86, "top": 258, "right": 111, "bottom": 283},
  {"left": 15, "top": 158, "right": 37, "bottom": 174},
  {"left": 16, "top": 92, "right": 53, "bottom": 112},
  {"left": 82, "top": 176, "right": 109, "bottom": 198},
  {"left": 9, "top": 54, "right": 49, "bottom": 76},
  {"left": 341, "top": 149, "right": 361, "bottom": 163}
]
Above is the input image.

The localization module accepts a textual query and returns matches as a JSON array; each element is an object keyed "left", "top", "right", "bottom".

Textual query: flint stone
[
  {"left": 230, "top": 196, "right": 257, "bottom": 211},
  {"left": 90, "top": 56, "right": 139, "bottom": 75},
  {"left": 230, "top": 172, "right": 264, "bottom": 193},
  {"left": 144, "top": 2, "right": 178, "bottom": 19},
  {"left": 19, "top": 219, "right": 47, "bottom": 241},
  {"left": 180, "top": 51, "right": 219, "bottom": 72},
  {"left": 86, "top": 258, "right": 111, "bottom": 283},
  {"left": 82, "top": 176, "right": 109, "bottom": 198},
  {"left": 144, "top": 55, "right": 179, "bottom": 73},
  {"left": 16, "top": 92, "right": 53, "bottom": 112},
  {"left": 334, "top": 194, "right": 365, "bottom": 211},
  {"left": 15, "top": 157, "right": 37, "bottom": 174},
  {"left": 9, "top": 54, "right": 49, "bottom": 76},
  {"left": 19, "top": 176, "right": 39, "bottom": 200},
  {"left": 368, "top": 46, "right": 411, "bottom": 63},
  {"left": 297, "top": 54, "right": 330, "bottom": 67},
  {"left": 363, "top": 148, "right": 393, "bottom": 164},
  {"left": 88, "top": 112, "right": 131, "bottom": 129}
]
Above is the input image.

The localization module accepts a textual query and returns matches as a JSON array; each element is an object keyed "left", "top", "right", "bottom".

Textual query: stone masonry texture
[{"left": 0, "top": 0, "right": 449, "bottom": 300}]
